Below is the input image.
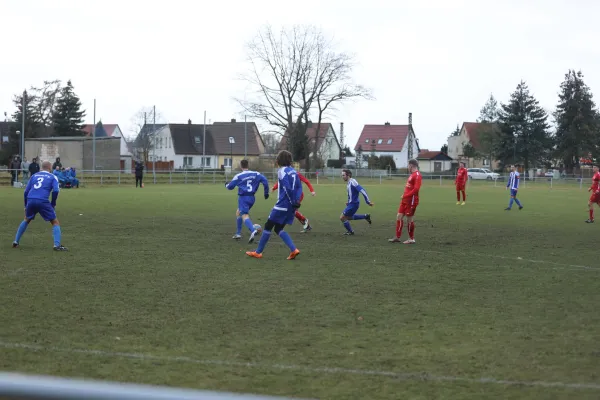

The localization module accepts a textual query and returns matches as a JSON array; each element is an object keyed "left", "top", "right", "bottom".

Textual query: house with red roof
[
  {"left": 83, "top": 122, "right": 133, "bottom": 171},
  {"left": 353, "top": 120, "right": 420, "bottom": 169},
  {"left": 447, "top": 122, "right": 500, "bottom": 169},
  {"left": 417, "top": 150, "right": 453, "bottom": 173},
  {"left": 278, "top": 122, "right": 342, "bottom": 168}
]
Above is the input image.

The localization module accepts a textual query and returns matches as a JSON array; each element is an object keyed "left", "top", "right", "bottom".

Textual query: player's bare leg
[
  {"left": 389, "top": 213, "right": 405, "bottom": 243},
  {"left": 50, "top": 219, "right": 68, "bottom": 251}
]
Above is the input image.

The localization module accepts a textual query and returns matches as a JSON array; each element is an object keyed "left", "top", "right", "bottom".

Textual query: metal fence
[
  {"left": 1, "top": 169, "right": 595, "bottom": 189},
  {"left": 0, "top": 372, "right": 303, "bottom": 400}
]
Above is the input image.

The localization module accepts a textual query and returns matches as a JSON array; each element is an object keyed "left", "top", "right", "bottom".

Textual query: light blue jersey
[{"left": 507, "top": 171, "right": 520, "bottom": 190}]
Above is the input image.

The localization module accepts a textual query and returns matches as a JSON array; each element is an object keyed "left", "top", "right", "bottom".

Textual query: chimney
[
  {"left": 231, "top": 118, "right": 236, "bottom": 123},
  {"left": 188, "top": 119, "right": 192, "bottom": 125},
  {"left": 384, "top": 121, "right": 391, "bottom": 126},
  {"left": 408, "top": 112, "right": 412, "bottom": 126}
]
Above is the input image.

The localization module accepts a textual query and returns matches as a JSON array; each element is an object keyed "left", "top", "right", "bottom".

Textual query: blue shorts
[
  {"left": 510, "top": 189, "right": 518, "bottom": 197},
  {"left": 268, "top": 208, "right": 295, "bottom": 226},
  {"left": 238, "top": 196, "right": 256, "bottom": 215},
  {"left": 26, "top": 200, "right": 56, "bottom": 222},
  {"left": 342, "top": 203, "right": 359, "bottom": 217}
]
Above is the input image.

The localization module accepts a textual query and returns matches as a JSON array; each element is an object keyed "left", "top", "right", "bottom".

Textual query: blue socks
[
  {"left": 353, "top": 214, "right": 366, "bottom": 220},
  {"left": 508, "top": 198, "right": 514, "bottom": 209},
  {"left": 236, "top": 216, "right": 243, "bottom": 235},
  {"left": 244, "top": 218, "right": 255, "bottom": 233},
  {"left": 279, "top": 231, "right": 296, "bottom": 251},
  {"left": 514, "top": 198, "right": 522, "bottom": 207},
  {"left": 343, "top": 220, "right": 353, "bottom": 233},
  {"left": 52, "top": 225, "right": 61, "bottom": 247},
  {"left": 256, "top": 230, "right": 272, "bottom": 253},
  {"left": 14, "top": 221, "right": 29, "bottom": 243}
]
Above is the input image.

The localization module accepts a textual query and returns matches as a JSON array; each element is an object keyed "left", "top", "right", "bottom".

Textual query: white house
[
  {"left": 278, "top": 122, "right": 342, "bottom": 168},
  {"left": 353, "top": 121, "right": 420, "bottom": 169},
  {"left": 83, "top": 123, "right": 133, "bottom": 172},
  {"left": 447, "top": 122, "right": 500, "bottom": 169},
  {"left": 417, "top": 150, "right": 454, "bottom": 173},
  {"left": 135, "top": 119, "right": 266, "bottom": 170}
]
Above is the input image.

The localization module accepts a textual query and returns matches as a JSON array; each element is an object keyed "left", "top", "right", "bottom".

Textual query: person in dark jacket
[
  {"left": 29, "top": 158, "right": 40, "bottom": 175},
  {"left": 134, "top": 160, "right": 144, "bottom": 188},
  {"left": 10, "top": 156, "right": 21, "bottom": 185},
  {"left": 52, "top": 157, "right": 62, "bottom": 171}
]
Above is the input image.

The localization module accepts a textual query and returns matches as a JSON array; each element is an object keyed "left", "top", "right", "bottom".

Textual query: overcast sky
[{"left": 2, "top": 0, "right": 599, "bottom": 151}]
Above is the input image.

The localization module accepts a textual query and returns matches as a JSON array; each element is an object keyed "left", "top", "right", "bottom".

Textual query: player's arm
[
  {"left": 299, "top": 173, "right": 315, "bottom": 194},
  {"left": 353, "top": 181, "right": 373, "bottom": 205},
  {"left": 402, "top": 176, "right": 422, "bottom": 199},
  {"left": 271, "top": 182, "right": 278, "bottom": 192},
  {"left": 225, "top": 174, "right": 240, "bottom": 190},
  {"left": 51, "top": 177, "right": 60, "bottom": 207}
]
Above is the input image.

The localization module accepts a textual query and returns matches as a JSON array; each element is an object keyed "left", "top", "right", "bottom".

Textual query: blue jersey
[
  {"left": 274, "top": 166, "right": 302, "bottom": 211},
  {"left": 507, "top": 171, "right": 520, "bottom": 190},
  {"left": 346, "top": 178, "right": 371, "bottom": 205},
  {"left": 226, "top": 170, "right": 269, "bottom": 197},
  {"left": 24, "top": 171, "right": 60, "bottom": 206}
]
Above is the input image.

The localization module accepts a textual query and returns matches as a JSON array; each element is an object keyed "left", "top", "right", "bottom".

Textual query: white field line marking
[
  {"left": 414, "top": 249, "right": 598, "bottom": 271},
  {"left": 1, "top": 342, "right": 599, "bottom": 391}
]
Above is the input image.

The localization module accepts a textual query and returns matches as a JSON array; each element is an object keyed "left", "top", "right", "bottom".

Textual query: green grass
[{"left": 1, "top": 180, "right": 599, "bottom": 399}]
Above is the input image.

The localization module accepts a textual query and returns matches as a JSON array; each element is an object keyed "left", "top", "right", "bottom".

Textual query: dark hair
[
  {"left": 459, "top": 161, "right": 466, "bottom": 167},
  {"left": 408, "top": 159, "right": 419, "bottom": 168},
  {"left": 276, "top": 150, "right": 293, "bottom": 167},
  {"left": 342, "top": 169, "right": 352, "bottom": 177},
  {"left": 240, "top": 159, "right": 249, "bottom": 169}
]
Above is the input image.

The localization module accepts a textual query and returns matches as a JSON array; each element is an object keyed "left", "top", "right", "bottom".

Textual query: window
[
  {"left": 224, "top": 158, "right": 232, "bottom": 167},
  {"left": 183, "top": 156, "right": 193, "bottom": 166},
  {"left": 201, "top": 157, "right": 211, "bottom": 167},
  {"left": 387, "top": 139, "right": 392, "bottom": 144},
  {"left": 194, "top": 136, "right": 202, "bottom": 145},
  {"left": 365, "top": 139, "right": 369, "bottom": 143},
  {"left": 377, "top": 139, "right": 383, "bottom": 144},
  {"left": 483, "top": 159, "right": 490, "bottom": 166}
]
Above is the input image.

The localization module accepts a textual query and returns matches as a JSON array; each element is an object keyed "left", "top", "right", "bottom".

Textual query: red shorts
[
  {"left": 398, "top": 201, "right": 418, "bottom": 217},
  {"left": 590, "top": 193, "right": 600, "bottom": 204},
  {"left": 456, "top": 183, "right": 466, "bottom": 191}
]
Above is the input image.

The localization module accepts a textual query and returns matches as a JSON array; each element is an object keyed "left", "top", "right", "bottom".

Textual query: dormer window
[{"left": 387, "top": 139, "right": 393, "bottom": 144}]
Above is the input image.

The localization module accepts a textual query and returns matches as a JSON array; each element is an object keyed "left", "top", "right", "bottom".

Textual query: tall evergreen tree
[
  {"left": 476, "top": 94, "right": 502, "bottom": 169},
  {"left": 477, "top": 93, "right": 500, "bottom": 123},
  {"left": 496, "top": 80, "right": 551, "bottom": 171},
  {"left": 52, "top": 80, "right": 86, "bottom": 136},
  {"left": 553, "top": 70, "right": 599, "bottom": 172}
]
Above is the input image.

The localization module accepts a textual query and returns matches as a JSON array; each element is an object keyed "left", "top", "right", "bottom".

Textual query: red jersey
[
  {"left": 456, "top": 167, "right": 467, "bottom": 185},
  {"left": 272, "top": 172, "right": 314, "bottom": 192},
  {"left": 591, "top": 172, "right": 600, "bottom": 193},
  {"left": 402, "top": 171, "right": 422, "bottom": 203}
]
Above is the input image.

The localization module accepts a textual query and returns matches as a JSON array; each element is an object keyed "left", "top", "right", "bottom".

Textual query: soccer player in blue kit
[
  {"left": 340, "top": 169, "right": 373, "bottom": 235},
  {"left": 226, "top": 159, "right": 270, "bottom": 244},
  {"left": 246, "top": 150, "right": 302, "bottom": 260},
  {"left": 12, "top": 160, "right": 68, "bottom": 251}
]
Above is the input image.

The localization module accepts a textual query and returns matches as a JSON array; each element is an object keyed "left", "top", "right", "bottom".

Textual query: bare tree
[
  {"left": 130, "top": 106, "right": 165, "bottom": 163},
  {"left": 29, "top": 80, "right": 62, "bottom": 129},
  {"left": 236, "top": 24, "right": 373, "bottom": 170},
  {"left": 262, "top": 133, "right": 281, "bottom": 154}
]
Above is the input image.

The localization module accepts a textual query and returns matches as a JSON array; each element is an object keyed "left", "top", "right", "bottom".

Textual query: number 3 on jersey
[
  {"left": 246, "top": 180, "right": 253, "bottom": 192},
  {"left": 33, "top": 177, "right": 44, "bottom": 189}
]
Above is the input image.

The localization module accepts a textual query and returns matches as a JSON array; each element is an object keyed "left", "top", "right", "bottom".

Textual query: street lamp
[{"left": 228, "top": 136, "right": 235, "bottom": 171}]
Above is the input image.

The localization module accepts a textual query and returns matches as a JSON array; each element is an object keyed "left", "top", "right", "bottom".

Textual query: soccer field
[{"left": 1, "top": 181, "right": 599, "bottom": 399}]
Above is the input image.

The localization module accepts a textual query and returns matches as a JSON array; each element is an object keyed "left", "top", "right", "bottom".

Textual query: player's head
[
  {"left": 459, "top": 161, "right": 465, "bottom": 168},
  {"left": 276, "top": 150, "right": 292, "bottom": 167},
  {"left": 341, "top": 169, "right": 352, "bottom": 181},
  {"left": 510, "top": 164, "right": 516, "bottom": 171},
  {"left": 240, "top": 159, "right": 249, "bottom": 170},
  {"left": 408, "top": 159, "right": 419, "bottom": 172},
  {"left": 41, "top": 161, "right": 52, "bottom": 172}
]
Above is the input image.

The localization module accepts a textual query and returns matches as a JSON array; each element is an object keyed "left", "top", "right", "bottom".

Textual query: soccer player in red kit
[
  {"left": 272, "top": 171, "right": 316, "bottom": 232},
  {"left": 389, "top": 159, "right": 422, "bottom": 244},
  {"left": 585, "top": 165, "right": 600, "bottom": 223},
  {"left": 455, "top": 161, "right": 467, "bottom": 205}
]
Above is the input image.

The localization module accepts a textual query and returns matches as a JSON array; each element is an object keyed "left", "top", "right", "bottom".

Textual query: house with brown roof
[
  {"left": 447, "top": 122, "right": 500, "bottom": 169},
  {"left": 353, "top": 120, "right": 420, "bottom": 169},
  {"left": 83, "top": 122, "right": 133, "bottom": 171},
  {"left": 140, "top": 119, "right": 265, "bottom": 169},
  {"left": 417, "top": 150, "right": 453, "bottom": 173},
  {"left": 278, "top": 122, "right": 342, "bottom": 168}
]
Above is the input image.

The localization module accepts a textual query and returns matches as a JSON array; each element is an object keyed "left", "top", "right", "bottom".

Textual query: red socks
[
  {"left": 456, "top": 191, "right": 461, "bottom": 201},
  {"left": 408, "top": 222, "right": 415, "bottom": 240},
  {"left": 590, "top": 209, "right": 594, "bottom": 221},
  {"left": 395, "top": 220, "right": 403, "bottom": 238},
  {"left": 462, "top": 190, "right": 466, "bottom": 201},
  {"left": 295, "top": 211, "right": 305, "bottom": 223}
]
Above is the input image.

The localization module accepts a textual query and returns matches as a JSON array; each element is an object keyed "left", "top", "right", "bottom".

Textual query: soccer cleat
[
  {"left": 246, "top": 251, "right": 263, "bottom": 258},
  {"left": 365, "top": 214, "right": 372, "bottom": 225},
  {"left": 12, "top": 242, "right": 19, "bottom": 248},
  {"left": 504, "top": 207, "right": 511, "bottom": 211},
  {"left": 343, "top": 231, "right": 355, "bottom": 236},
  {"left": 388, "top": 237, "right": 402, "bottom": 243},
  {"left": 303, "top": 219, "right": 310, "bottom": 230},
  {"left": 585, "top": 219, "right": 595, "bottom": 223},
  {"left": 232, "top": 234, "right": 242, "bottom": 240},
  {"left": 301, "top": 225, "right": 312, "bottom": 233},
  {"left": 456, "top": 201, "right": 461, "bottom": 205},
  {"left": 53, "top": 245, "right": 68, "bottom": 251},
  {"left": 287, "top": 249, "right": 300, "bottom": 260},
  {"left": 519, "top": 206, "right": 523, "bottom": 210},
  {"left": 248, "top": 230, "right": 258, "bottom": 244},
  {"left": 403, "top": 239, "right": 416, "bottom": 244},
  {"left": 461, "top": 202, "right": 466, "bottom": 206}
]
